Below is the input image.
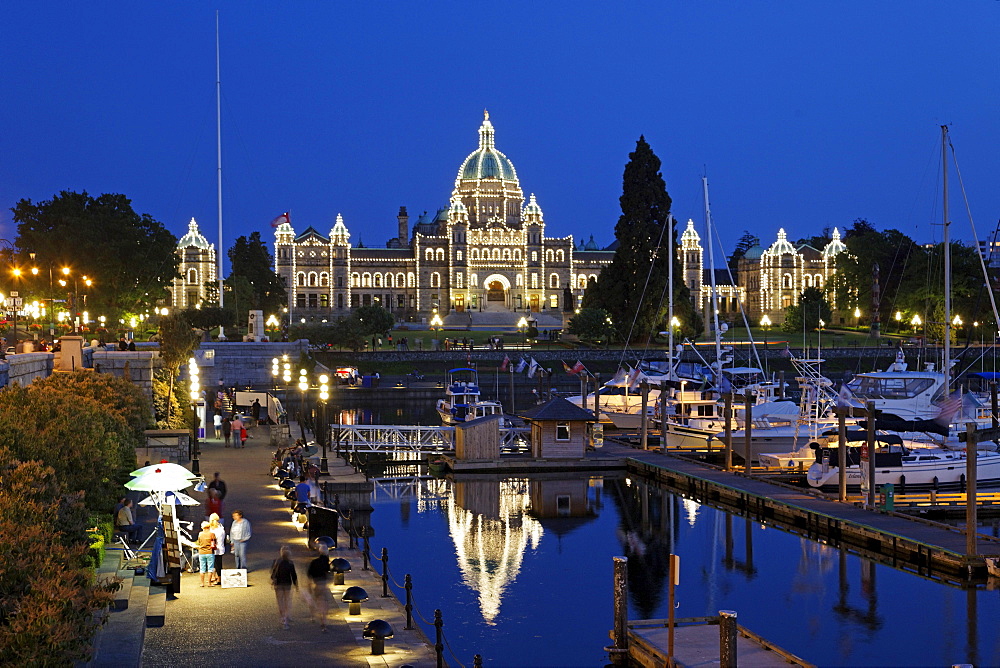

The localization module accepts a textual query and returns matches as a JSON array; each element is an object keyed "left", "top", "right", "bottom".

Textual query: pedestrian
[
  {"left": 209, "top": 513, "right": 226, "bottom": 584},
  {"left": 206, "top": 487, "right": 223, "bottom": 520},
  {"left": 118, "top": 336, "right": 128, "bottom": 351},
  {"left": 115, "top": 498, "right": 140, "bottom": 544},
  {"left": 307, "top": 544, "right": 332, "bottom": 632},
  {"left": 127, "top": 339, "right": 136, "bottom": 351},
  {"left": 197, "top": 521, "right": 216, "bottom": 587},
  {"left": 270, "top": 546, "right": 298, "bottom": 629},
  {"left": 295, "top": 475, "right": 311, "bottom": 507},
  {"left": 222, "top": 416, "right": 232, "bottom": 447},
  {"left": 230, "top": 510, "right": 252, "bottom": 570},
  {"left": 251, "top": 398, "right": 262, "bottom": 423},
  {"left": 207, "top": 471, "right": 227, "bottom": 501},
  {"left": 231, "top": 414, "right": 244, "bottom": 440},
  {"left": 213, "top": 412, "right": 222, "bottom": 439},
  {"left": 240, "top": 423, "right": 249, "bottom": 448},
  {"left": 373, "top": 371, "right": 380, "bottom": 388}
]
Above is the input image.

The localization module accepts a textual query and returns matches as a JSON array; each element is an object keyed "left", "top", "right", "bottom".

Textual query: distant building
[
  {"left": 170, "top": 217, "right": 216, "bottom": 309},
  {"left": 270, "top": 112, "right": 612, "bottom": 325},
  {"left": 681, "top": 222, "right": 847, "bottom": 326}
]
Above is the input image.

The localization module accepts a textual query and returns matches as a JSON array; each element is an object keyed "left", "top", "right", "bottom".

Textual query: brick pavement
[{"left": 139, "top": 425, "right": 437, "bottom": 667}]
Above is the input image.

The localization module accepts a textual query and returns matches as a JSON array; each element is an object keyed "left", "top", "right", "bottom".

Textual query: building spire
[{"left": 478, "top": 109, "right": 495, "bottom": 150}]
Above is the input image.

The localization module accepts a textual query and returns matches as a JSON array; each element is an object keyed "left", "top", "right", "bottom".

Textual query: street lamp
[
  {"left": 517, "top": 316, "right": 528, "bottom": 347},
  {"left": 760, "top": 314, "right": 771, "bottom": 349},
  {"left": 188, "top": 356, "right": 201, "bottom": 475},
  {"left": 895, "top": 311, "right": 902, "bottom": 334},
  {"left": 318, "top": 373, "right": 330, "bottom": 474},
  {"left": 298, "top": 368, "right": 309, "bottom": 441},
  {"left": 854, "top": 307, "right": 861, "bottom": 329},
  {"left": 271, "top": 357, "right": 280, "bottom": 393}
]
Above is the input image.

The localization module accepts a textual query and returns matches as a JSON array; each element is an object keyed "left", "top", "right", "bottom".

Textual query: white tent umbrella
[
  {"left": 130, "top": 462, "right": 198, "bottom": 479},
  {"left": 139, "top": 490, "right": 199, "bottom": 506},
  {"left": 125, "top": 468, "right": 195, "bottom": 492}
]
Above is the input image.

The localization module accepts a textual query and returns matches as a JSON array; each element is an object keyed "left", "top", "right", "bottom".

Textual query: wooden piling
[
  {"left": 967, "top": 422, "right": 977, "bottom": 557},
  {"left": 719, "top": 610, "right": 738, "bottom": 668},
  {"left": 866, "top": 401, "right": 876, "bottom": 509},
  {"left": 838, "top": 408, "right": 847, "bottom": 502},
  {"left": 744, "top": 394, "right": 752, "bottom": 474},
  {"left": 639, "top": 381, "right": 649, "bottom": 451},
  {"left": 723, "top": 393, "right": 733, "bottom": 472},
  {"left": 612, "top": 557, "right": 629, "bottom": 664}
]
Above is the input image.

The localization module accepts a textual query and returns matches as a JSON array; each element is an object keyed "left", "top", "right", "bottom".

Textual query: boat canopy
[
  {"left": 749, "top": 401, "right": 799, "bottom": 418},
  {"left": 722, "top": 367, "right": 763, "bottom": 375},
  {"left": 448, "top": 368, "right": 478, "bottom": 374}
]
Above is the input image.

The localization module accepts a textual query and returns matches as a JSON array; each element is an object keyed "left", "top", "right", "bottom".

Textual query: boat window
[
  {"left": 599, "top": 387, "right": 626, "bottom": 396},
  {"left": 847, "top": 376, "right": 935, "bottom": 399}
]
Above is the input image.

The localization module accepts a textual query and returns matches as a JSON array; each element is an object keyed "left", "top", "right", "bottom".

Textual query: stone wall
[
  {"left": 0, "top": 352, "right": 55, "bottom": 387},
  {"left": 186, "top": 340, "right": 310, "bottom": 390},
  {"left": 92, "top": 350, "right": 160, "bottom": 401}
]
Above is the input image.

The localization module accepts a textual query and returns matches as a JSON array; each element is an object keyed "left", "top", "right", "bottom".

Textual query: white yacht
[{"left": 436, "top": 368, "right": 504, "bottom": 424}]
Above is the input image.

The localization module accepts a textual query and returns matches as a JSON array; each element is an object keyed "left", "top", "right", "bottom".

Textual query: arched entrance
[{"left": 481, "top": 274, "right": 511, "bottom": 311}]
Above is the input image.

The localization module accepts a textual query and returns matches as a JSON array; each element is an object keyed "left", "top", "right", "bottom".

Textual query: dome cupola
[
  {"left": 178, "top": 217, "right": 213, "bottom": 250},
  {"left": 330, "top": 213, "right": 350, "bottom": 245},
  {"left": 452, "top": 110, "right": 525, "bottom": 228}
]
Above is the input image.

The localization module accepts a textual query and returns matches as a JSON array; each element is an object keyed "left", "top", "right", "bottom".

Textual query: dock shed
[{"left": 519, "top": 398, "right": 596, "bottom": 459}]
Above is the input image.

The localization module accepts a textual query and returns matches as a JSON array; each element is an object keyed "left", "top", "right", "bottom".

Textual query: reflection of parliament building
[{"left": 270, "top": 112, "right": 613, "bottom": 325}]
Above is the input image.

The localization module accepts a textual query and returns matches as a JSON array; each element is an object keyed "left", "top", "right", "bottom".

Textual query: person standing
[
  {"left": 230, "top": 510, "right": 252, "bottom": 570},
  {"left": 197, "top": 521, "right": 216, "bottom": 587},
  {"left": 307, "top": 545, "right": 332, "bottom": 632},
  {"left": 295, "top": 475, "right": 312, "bottom": 508},
  {"left": 270, "top": 546, "right": 298, "bottom": 629},
  {"left": 251, "top": 398, "right": 262, "bottom": 423},
  {"left": 231, "top": 414, "right": 244, "bottom": 444},
  {"left": 209, "top": 513, "right": 226, "bottom": 585},
  {"left": 207, "top": 472, "right": 227, "bottom": 502},
  {"left": 206, "top": 487, "right": 223, "bottom": 520},
  {"left": 213, "top": 412, "right": 222, "bottom": 439},
  {"left": 222, "top": 416, "right": 232, "bottom": 447},
  {"left": 239, "top": 423, "right": 248, "bottom": 448}
]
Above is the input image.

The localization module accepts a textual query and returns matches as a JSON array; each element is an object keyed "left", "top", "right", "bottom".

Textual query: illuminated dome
[
  {"left": 457, "top": 111, "right": 518, "bottom": 182},
  {"left": 765, "top": 229, "right": 797, "bottom": 256},
  {"left": 822, "top": 227, "right": 847, "bottom": 258},
  {"left": 178, "top": 217, "right": 212, "bottom": 250}
]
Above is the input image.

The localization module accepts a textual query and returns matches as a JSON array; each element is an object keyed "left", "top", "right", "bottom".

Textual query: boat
[
  {"left": 805, "top": 439, "right": 1000, "bottom": 491},
  {"left": 435, "top": 368, "right": 504, "bottom": 424}
]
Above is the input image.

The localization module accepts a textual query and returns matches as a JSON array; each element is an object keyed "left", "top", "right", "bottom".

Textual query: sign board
[
  {"left": 220, "top": 568, "right": 248, "bottom": 588},
  {"left": 592, "top": 422, "right": 604, "bottom": 448},
  {"left": 160, "top": 504, "right": 183, "bottom": 572}
]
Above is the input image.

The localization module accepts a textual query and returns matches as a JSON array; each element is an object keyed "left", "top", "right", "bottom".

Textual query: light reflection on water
[{"left": 337, "top": 401, "right": 1000, "bottom": 667}]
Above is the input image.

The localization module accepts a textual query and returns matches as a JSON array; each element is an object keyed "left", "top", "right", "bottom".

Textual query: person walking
[
  {"left": 207, "top": 472, "right": 227, "bottom": 502},
  {"left": 206, "top": 487, "right": 223, "bottom": 520},
  {"left": 222, "top": 416, "right": 232, "bottom": 447},
  {"left": 209, "top": 513, "right": 226, "bottom": 585},
  {"left": 213, "top": 412, "right": 222, "bottom": 439},
  {"left": 196, "top": 521, "right": 216, "bottom": 588},
  {"left": 251, "top": 398, "right": 262, "bottom": 423},
  {"left": 307, "top": 544, "right": 332, "bottom": 632},
  {"left": 239, "top": 423, "right": 248, "bottom": 448},
  {"left": 270, "top": 546, "right": 298, "bottom": 629},
  {"left": 295, "top": 475, "right": 312, "bottom": 508},
  {"left": 231, "top": 414, "right": 244, "bottom": 445},
  {"left": 230, "top": 510, "right": 252, "bottom": 570}
]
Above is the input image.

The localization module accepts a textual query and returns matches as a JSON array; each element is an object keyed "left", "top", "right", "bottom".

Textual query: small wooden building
[
  {"left": 454, "top": 414, "right": 502, "bottom": 461},
  {"left": 519, "top": 398, "right": 596, "bottom": 459}
]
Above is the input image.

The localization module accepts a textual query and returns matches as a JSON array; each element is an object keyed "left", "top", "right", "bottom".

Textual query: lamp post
[
  {"left": 517, "top": 316, "right": 527, "bottom": 347},
  {"left": 911, "top": 314, "right": 923, "bottom": 346},
  {"left": 298, "top": 368, "right": 309, "bottom": 441},
  {"left": 854, "top": 307, "right": 861, "bottom": 330},
  {"left": 895, "top": 311, "right": 902, "bottom": 334},
  {"left": 818, "top": 319, "right": 825, "bottom": 350},
  {"left": 188, "top": 356, "right": 201, "bottom": 475},
  {"left": 271, "top": 357, "right": 280, "bottom": 393},
  {"left": 318, "top": 373, "right": 330, "bottom": 474},
  {"left": 760, "top": 314, "right": 771, "bottom": 350}
]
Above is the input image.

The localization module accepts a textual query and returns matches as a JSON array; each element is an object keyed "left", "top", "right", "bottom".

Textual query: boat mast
[
  {"left": 703, "top": 176, "right": 723, "bottom": 379},
  {"left": 216, "top": 11, "right": 225, "bottom": 338},
  {"left": 667, "top": 212, "right": 675, "bottom": 377},
  {"left": 942, "top": 125, "right": 951, "bottom": 391}
]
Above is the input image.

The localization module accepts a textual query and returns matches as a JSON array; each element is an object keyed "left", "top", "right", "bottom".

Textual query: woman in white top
[
  {"left": 213, "top": 413, "right": 223, "bottom": 439},
  {"left": 209, "top": 513, "right": 227, "bottom": 585}
]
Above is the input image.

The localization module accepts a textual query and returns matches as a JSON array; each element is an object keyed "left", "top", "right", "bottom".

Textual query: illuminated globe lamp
[
  {"left": 318, "top": 373, "right": 330, "bottom": 474},
  {"left": 188, "top": 356, "right": 202, "bottom": 475},
  {"left": 298, "top": 368, "right": 309, "bottom": 441},
  {"left": 271, "top": 357, "right": 280, "bottom": 392}
]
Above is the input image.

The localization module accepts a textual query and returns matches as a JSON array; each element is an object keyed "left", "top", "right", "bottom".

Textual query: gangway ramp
[{"left": 331, "top": 423, "right": 529, "bottom": 454}]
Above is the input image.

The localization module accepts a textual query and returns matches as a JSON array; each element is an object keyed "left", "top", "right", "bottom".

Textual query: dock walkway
[{"left": 599, "top": 441, "right": 1000, "bottom": 580}]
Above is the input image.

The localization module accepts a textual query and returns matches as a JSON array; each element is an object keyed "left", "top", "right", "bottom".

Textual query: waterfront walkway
[{"left": 132, "top": 425, "right": 437, "bottom": 667}]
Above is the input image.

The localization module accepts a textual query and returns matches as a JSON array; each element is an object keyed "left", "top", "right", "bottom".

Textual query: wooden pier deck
[{"left": 598, "top": 442, "right": 1000, "bottom": 581}]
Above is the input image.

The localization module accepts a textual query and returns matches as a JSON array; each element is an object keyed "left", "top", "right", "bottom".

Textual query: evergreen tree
[
  {"left": 227, "top": 232, "right": 287, "bottom": 315},
  {"left": 583, "top": 137, "right": 701, "bottom": 341}
]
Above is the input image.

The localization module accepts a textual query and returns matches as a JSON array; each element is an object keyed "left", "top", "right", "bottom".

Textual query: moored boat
[{"left": 436, "top": 367, "right": 504, "bottom": 424}]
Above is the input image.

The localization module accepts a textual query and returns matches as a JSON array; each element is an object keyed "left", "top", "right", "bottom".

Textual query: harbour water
[{"left": 335, "top": 396, "right": 1000, "bottom": 667}]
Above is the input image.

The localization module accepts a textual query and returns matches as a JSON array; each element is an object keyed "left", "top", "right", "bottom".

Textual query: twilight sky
[{"left": 2, "top": 2, "right": 998, "bottom": 272}]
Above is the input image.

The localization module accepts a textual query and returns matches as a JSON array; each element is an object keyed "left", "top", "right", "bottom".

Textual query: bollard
[
  {"left": 363, "top": 532, "right": 370, "bottom": 570},
  {"left": 363, "top": 619, "right": 394, "bottom": 655},
  {"left": 381, "top": 548, "right": 390, "bottom": 597},
  {"left": 719, "top": 610, "right": 738, "bottom": 668},
  {"left": 435, "top": 609, "right": 445, "bottom": 668},
  {"left": 404, "top": 574, "right": 414, "bottom": 629}
]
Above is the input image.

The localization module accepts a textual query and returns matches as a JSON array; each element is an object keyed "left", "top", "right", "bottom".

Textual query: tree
[
  {"left": 157, "top": 312, "right": 200, "bottom": 423},
  {"left": 583, "top": 137, "right": 701, "bottom": 341},
  {"left": 727, "top": 231, "right": 760, "bottom": 273},
  {"left": 184, "top": 306, "right": 234, "bottom": 334},
  {"left": 568, "top": 307, "right": 615, "bottom": 342},
  {"left": 352, "top": 305, "right": 394, "bottom": 338},
  {"left": 12, "top": 191, "right": 179, "bottom": 316},
  {"left": 782, "top": 287, "right": 833, "bottom": 334},
  {"left": 227, "top": 232, "right": 286, "bottom": 315}
]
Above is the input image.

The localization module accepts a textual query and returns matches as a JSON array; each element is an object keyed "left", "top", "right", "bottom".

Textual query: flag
[
  {"left": 716, "top": 373, "right": 732, "bottom": 395},
  {"left": 514, "top": 357, "right": 527, "bottom": 373},
  {"left": 934, "top": 391, "right": 962, "bottom": 426},
  {"left": 562, "top": 360, "right": 573, "bottom": 375},
  {"left": 836, "top": 383, "right": 854, "bottom": 408},
  {"left": 571, "top": 360, "right": 586, "bottom": 375},
  {"left": 527, "top": 357, "right": 539, "bottom": 378},
  {"left": 610, "top": 367, "right": 628, "bottom": 385},
  {"left": 780, "top": 343, "right": 792, "bottom": 358},
  {"left": 270, "top": 212, "right": 290, "bottom": 228},
  {"left": 500, "top": 355, "right": 510, "bottom": 372},
  {"left": 626, "top": 366, "right": 642, "bottom": 389}
]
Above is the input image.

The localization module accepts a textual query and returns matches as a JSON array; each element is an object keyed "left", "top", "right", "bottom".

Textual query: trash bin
[
  {"left": 307, "top": 506, "right": 339, "bottom": 548},
  {"left": 880, "top": 483, "right": 895, "bottom": 512}
]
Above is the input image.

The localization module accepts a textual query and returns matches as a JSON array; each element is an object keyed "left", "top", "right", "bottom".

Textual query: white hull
[{"left": 807, "top": 452, "right": 1000, "bottom": 491}]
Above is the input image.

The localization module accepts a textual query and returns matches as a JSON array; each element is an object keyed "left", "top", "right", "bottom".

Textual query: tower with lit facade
[{"left": 171, "top": 218, "right": 217, "bottom": 309}]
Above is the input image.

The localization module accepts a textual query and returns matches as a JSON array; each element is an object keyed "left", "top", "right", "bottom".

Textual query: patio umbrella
[
  {"left": 125, "top": 468, "right": 195, "bottom": 492},
  {"left": 139, "top": 490, "right": 199, "bottom": 507},
  {"left": 130, "top": 462, "right": 198, "bottom": 479}
]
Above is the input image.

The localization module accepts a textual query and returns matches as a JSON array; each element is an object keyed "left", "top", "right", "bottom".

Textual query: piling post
[
  {"left": 660, "top": 382, "right": 669, "bottom": 454},
  {"left": 594, "top": 373, "right": 601, "bottom": 420},
  {"left": 611, "top": 556, "right": 629, "bottom": 664},
  {"left": 667, "top": 554, "right": 679, "bottom": 660},
  {"left": 404, "top": 574, "right": 414, "bottom": 629},
  {"left": 381, "top": 548, "right": 390, "bottom": 597},
  {"left": 723, "top": 393, "right": 733, "bottom": 471},
  {"left": 434, "top": 609, "right": 444, "bottom": 668},
  {"left": 866, "top": 401, "right": 876, "bottom": 509},
  {"left": 967, "top": 422, "right": 978, "bottom": 557},
  {"left": 640, "top": 381, "right": 649, "bottom": 450},
  {"left": 744, "top": 394, "right": 753, "bottom": 474},
  {"left": 719, "top": 610, "right": 738, "bottom": 668},
  {"left": 362, "top": 532, "right": 370, "bottom": 570},
  {"left": 992, "top": 382, "right": 998, "bottom": 432},
  {"left": 778, "top": 370, "right": 785, "bottom": 400},
  {"left": 838, "top": 407, "right": 848, "bottom": 502}
]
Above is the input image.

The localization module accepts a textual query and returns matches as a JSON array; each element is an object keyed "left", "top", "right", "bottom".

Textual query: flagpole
[
  {"left": 216, "top": 11, "right": 225, "bottom": 338},
  {"left": 667, "top": 212, "right": 674, "bottom": 377}
]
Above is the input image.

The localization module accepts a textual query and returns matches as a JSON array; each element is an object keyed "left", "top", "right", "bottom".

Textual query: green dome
[{"left": 456, "top": 110, "right": 519, "bottom": 183}]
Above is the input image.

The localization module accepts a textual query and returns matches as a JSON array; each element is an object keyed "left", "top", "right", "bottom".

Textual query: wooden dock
[
  {"left": 625, "top": 617, "right": 812, "bottom": 668},
  {"left": 599, "top": 442, "right": 1000, "bottom": 581}
]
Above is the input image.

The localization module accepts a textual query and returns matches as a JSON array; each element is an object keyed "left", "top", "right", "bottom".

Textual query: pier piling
[{"left": 719, "top": 610, "right": 738, "bottom": 668}]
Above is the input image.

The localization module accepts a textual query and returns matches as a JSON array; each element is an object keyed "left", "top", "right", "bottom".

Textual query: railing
[{"left": 331, "top": 423, "right": 530, "bottom": 454}]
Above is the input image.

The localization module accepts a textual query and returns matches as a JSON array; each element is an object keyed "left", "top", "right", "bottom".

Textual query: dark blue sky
[{"left": 2, "top": 3, "right": 998, "bottom": 270}]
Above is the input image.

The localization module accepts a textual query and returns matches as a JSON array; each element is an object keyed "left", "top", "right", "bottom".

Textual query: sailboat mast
[
  {"left": 942, "top": 125, "right": 951, "bottom": 391},
  {"left": 216, "top": 11, "right": 225, "bottom": 337},
  {"left": 667, "top": 212, "right": 675, "bottom": 376},
  {"left": 703, "top": 177, "right": 723, "bottom": 377}
]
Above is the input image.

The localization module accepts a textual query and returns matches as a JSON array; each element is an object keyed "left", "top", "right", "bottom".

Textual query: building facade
[
  {"left": 170, "top": 217, "right": 217, "bottom": 310},
  {"left": 271, "top": 112, "right": 612, "bottom": 325}
]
